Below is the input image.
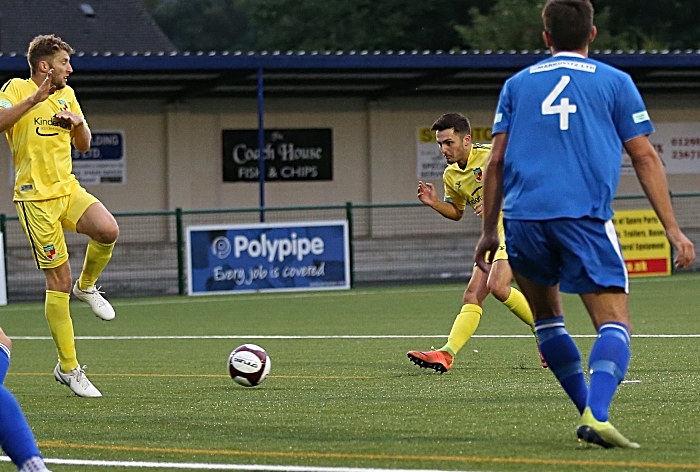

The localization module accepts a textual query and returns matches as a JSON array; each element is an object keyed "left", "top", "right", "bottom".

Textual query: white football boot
[
  {"left": 53, "top": 364, "right": 102, "bottom": 398},
  {"left": 72, "top": 281, "right": 115, "bottom": 321}
]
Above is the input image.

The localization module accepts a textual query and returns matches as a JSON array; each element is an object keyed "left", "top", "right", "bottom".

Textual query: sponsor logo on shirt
[
  {"left": 34, "top": 115, "right": 70, "bottom": 137},
  {"left": 20, "top": 184, "right": 33, "bottom": 191},
  {"left": 529, "top": 60, "right": 596, "bottom": 74}
]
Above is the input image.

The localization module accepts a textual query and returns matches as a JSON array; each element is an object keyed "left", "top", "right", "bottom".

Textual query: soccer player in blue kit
[{"left": 475, "top": 0, "right": 695, "bottom": 449}]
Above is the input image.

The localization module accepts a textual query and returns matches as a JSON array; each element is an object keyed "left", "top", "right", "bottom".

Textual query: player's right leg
[
  {"left": 0, "top": 328, "right": 53, "bottom": 471},
  {"left": 67, "top": 190, "right": 119, "bottom": 321},
  {"left": 407, "top": 267, "right": 488, "bottom": 372},
  {"left": 558, "top": 218, "right": 636, "bottom": 446}
]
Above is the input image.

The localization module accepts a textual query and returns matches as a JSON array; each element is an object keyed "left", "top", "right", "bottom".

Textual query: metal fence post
[
  {"left": 345, "top": 201, "right": 355, "bottom": 288},
  {"left": 175, "top": 207, "right": 185, "bottom": 295}
]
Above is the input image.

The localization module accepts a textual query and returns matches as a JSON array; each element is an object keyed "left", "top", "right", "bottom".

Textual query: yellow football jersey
[
  {"left": 0, "top": 78, "right": 87, "bottom": 201},
  {"left": 443, "top": 142, "right": 505, "bottom": 232}
]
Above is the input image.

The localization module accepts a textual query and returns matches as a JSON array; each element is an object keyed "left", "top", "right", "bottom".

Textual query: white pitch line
[
  {"left": 0, "top": 456, "right": 486, "bottom": 472},
  {"left": 9, "top": 334, "right": 700, "bottom": 340}
]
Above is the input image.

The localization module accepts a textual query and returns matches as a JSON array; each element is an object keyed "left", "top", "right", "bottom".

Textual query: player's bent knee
[
  {"left": 462, "top": 291, "right": 483, "bottom": 305},
  {"left": 96, "top": 224, "right": 119, "bottom": 244},
  {"left": 487, "top": 284, "right": 510, "bottom": 302}
]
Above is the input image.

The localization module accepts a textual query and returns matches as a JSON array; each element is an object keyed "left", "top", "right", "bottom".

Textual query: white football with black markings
[{"left": 228, "top": 344, "right": 271, "bottom": 387}]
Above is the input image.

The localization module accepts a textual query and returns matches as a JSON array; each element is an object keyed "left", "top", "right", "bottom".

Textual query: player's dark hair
[
  {"left": 431, "top": 113, "right": 471, "bottom": 136},
  {"left": 542, "top": 0, "right": 594, "bottom": 51},
  {"left": 27, "top": 34, "right": 74, "bottom": 74}
]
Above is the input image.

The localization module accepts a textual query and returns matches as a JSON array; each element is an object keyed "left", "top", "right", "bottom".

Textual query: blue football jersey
[{"left": 492, "top": 52, "right": 654, "bottom": 221}]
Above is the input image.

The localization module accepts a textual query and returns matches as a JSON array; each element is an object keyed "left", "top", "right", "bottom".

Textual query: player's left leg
[
  {"left": 407, "top": 266, "right": 489, "bottom": 372},
  {"left": 65, "top": 188, "right": 119, "bottom": 321},
  {"left": 511, "top": 270, "right": 588, "bottom": 414},
  {"left": 487, "top": 259, "right": 533, "bottom": 327}
]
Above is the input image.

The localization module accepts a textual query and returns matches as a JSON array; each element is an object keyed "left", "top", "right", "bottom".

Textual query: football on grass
[{"left": 228, "top": 344, "right": 271, "bottom": 387}]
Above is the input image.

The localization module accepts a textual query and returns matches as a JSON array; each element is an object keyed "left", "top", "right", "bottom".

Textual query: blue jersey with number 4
[{"left": 492, "top": 52, "right": 654, "bottom": 221}]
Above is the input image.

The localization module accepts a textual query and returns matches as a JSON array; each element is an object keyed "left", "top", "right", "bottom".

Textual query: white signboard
[
  {"left": 416, "top": 127, "right": 445, "bottom": 179},
  {"left": 622, "top": 122, "right": 700, "bottom": 175},
  {"left": 72, "top": 130, "right": 126, "bottom": 184}
]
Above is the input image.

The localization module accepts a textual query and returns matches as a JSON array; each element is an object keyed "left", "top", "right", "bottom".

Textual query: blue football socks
[
  {"left": 0, "top": 344, "right": 43, "bottom": 468},
  {"left": 535, "top": 316, "right": 588, "bottom": 414},
  {"left": 587, "top": 322, "right": 631, "bottom": 422}
]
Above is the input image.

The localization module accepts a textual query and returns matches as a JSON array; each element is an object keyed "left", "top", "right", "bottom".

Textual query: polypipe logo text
[{"left": 225, "top": 233, "right": 325, "bottom": 262}]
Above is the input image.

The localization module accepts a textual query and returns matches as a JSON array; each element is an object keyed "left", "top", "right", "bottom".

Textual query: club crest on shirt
[
  {"left": 43, "top": 244, "right": 57, "bottom": 260},
  {"left": 57, "top": 99, "right": 68, "bottom": 112},
  {"left": 473, "top": 167, "right": 483, "bottom": 182}
]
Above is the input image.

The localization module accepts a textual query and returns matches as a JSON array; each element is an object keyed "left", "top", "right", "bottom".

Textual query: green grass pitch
[{"left": 1, "top": 273, "right": 699, "bottom": 471}]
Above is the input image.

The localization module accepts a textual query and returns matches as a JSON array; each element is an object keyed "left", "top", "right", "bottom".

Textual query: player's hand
[
  {"left": 32, "top": 69, "right": 56, "bottom": 104},
  {"left": 474, "top": 201, "right": 484, "bottom": 218},
  {"left": 417, "top": 181, "right": 437, "bottom": 207},
  {"left": 474, "top": 231, "right": 499, "bottom": 273},
  {"left": 666, "top": 227, "right": 696, "bottom": 268},
  {"left": 54, "top": 111, "right": 85, "bottom": 127}
]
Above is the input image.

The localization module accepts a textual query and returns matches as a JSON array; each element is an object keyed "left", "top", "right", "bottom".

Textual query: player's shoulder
[
  {"left": 587, "top": 57, "right": 630, "bottom": 77},
  {"left": 1, "top": 77, "right": 30, "bottom": 92},
  {"left": 443, "top": 162, "right": 465, "bottom": 180}
]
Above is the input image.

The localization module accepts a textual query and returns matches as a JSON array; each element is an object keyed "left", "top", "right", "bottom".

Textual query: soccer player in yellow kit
[
  {"left": 407, "top": 113, "right": 545, "bottom": 372},
  {"left": 0, "top": 35, "right": 119, "bottom": 397}
]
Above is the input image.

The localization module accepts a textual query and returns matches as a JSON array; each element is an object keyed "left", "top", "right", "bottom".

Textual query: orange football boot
[
  {"left": 534, "top": 336, "right": 548, "bottom": 368},
  {"left": 406, "top": 349, "right": 454, "bottom": 373}
]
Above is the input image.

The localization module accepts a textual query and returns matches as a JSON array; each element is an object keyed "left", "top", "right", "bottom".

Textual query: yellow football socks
[
  {"left": 502, "top": 287, "right": 535, "bottom": 329},
  {"left": 441, "top": 304, "right": 482, "bottom": 356},
  {"left": 45, "top": 290, "right": 78, "bottom": 372},
  {"left": 78, "top": 239, "right": 115, "bottom": 289}
]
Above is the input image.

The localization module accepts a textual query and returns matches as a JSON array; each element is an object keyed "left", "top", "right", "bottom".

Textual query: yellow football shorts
[
  {"left": 15, "top": 186, "right": 99, "bottom": 269},
  {"left": 493, "top": 228, "right": 509, "bottom": 261},
  {"left": 475, "top": 229, "right": 509, "bottom": 266}
]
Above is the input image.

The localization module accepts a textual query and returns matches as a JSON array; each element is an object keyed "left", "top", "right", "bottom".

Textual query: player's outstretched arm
[
  {"left": 625, "top": 135, "right": 696, "bottom": 268},
  {"left": 417, "top": 181, "right": 464, "bottom": 221}
]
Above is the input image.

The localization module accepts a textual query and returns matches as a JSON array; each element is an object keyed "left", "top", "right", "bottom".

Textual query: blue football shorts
[{"left": 504, "top": 217, "right": 628, "bottom": 294}]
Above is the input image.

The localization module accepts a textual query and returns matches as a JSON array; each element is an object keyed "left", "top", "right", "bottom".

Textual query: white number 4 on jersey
[{"left": 542, "top": 75, "right": 577, "bottom": 130}]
